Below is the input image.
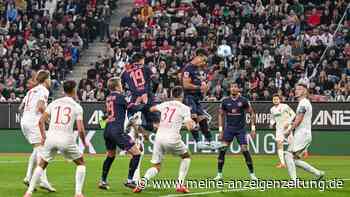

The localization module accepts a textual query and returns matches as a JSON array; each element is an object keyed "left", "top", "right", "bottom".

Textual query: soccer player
[
  {"left": 270, "top": 94, "right": 296, "bottom": 168},
  {"left": 133, "top": 86, "right": 195, "bottom": 193},
  {"left": 23, "top": 80, "right": 87, "bottom": 197},
  {"left": 19, "top": 70, "right": 55, "bottom": 192},
  {"left": 284, "top": 83, "right": 325, "bottom": 181},
  {"left": 214, "top": 82, "right": 257, "bottom": 180},
  {"left": 98, "top": 77, "right": 142, "bottom": 190},
  {"left": 182, "top": 48, "right": 217, "bottom": 150},
  {"left": 121, "top": 52, "right": 159, "bottom": 132}
]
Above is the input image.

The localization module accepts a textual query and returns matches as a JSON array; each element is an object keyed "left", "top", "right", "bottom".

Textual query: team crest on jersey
[{"left": 237, "top": 102, "right": 242, "bottom": 107}]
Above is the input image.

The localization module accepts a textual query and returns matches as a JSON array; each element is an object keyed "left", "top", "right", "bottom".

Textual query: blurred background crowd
[{"left": 1, "top": 0, "right": 350, "bottom": 102}]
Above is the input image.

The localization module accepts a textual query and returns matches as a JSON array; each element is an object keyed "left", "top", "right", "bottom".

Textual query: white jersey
[
  {"left": 22, "top": 84, "right": 49, "bottom": 124},
  {"left": 45, "top": 97, "right": 83, "bottom": 136},
  {"left": 295, "top": 98, "right": 312, "bottom": 134},
  {"left": 270, "top": 103, "right": 296, "bottom": 131},
  {"left": 155, "top": 100, "right": 192, "bottom": 141}
]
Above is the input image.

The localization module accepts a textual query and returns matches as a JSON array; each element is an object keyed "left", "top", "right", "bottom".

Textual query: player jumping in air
[
  {"left": 133, "top": 86, "right": 195, "bottom": 194},
  {"left": 214, "top": 82, "right": 257, "bottom": 180},
  {"left": 182, "top": 48, "right": 219, "bottom": 150},
  {"left": 270, "top": 94, "right": 296, "bottom": 168},
  {"left": 121, "top": 52, "right": 160, "bottom": 132},
  {"left": 19, "top": 70, "right": 55, "bottom": 192},
  {"left": 23, "top": 80, "right": 87, "bottom": 197},
  {"left": 98, "top": 77, "right": 142, "bottom": 190},
  {"left": 284, "top": 83, "right": 325, "bottom": 181}
]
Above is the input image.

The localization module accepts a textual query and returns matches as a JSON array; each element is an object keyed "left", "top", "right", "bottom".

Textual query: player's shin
[
  {"left": 133, "top": 153, "right": 143, "bottom": 181},
  {"left": 26, "top": 166, "right": 44, "bottom": 194},
  {"left": 218, "top": 147, "right": 226, "bottom": 174},
  {"left": 284, "top": 152, "right": 297, "bottom": 181},
  {"left": 277, "top": 143, "right": 285, "bottom": 166},
  {"left": 294, "top": 159, "right": 322, "bottom": 176},
  {"left": 128, "top": 154, "right": 141, "bottom": 182},
  {"left": 75, "top": 165, "right": 86, "bottom": 195},
  {"left": 178, "top": 158, "right": 191, "bottom": 185},
  {"left": 24, "top": 148, "right": 38, "bottom": 182},
  {"left": 199, "top": 119, "right": 212, "bottom": 142},
  {"left": 242, "top": 150, "right": 254, "bottom": 174},
  {"left": 101, "top": 156, "right": 115, "bottom": 182}
]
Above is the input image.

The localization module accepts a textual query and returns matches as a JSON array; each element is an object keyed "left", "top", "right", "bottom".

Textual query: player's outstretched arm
[
  {"left": 149, "top": 106, "right": 160, "bottom": 112},
  {"left": 38, "top": 112, "right": 49, "bottom": 145},
  {"left": 185, "top": 119, "right": 195, "bottom": 131}
]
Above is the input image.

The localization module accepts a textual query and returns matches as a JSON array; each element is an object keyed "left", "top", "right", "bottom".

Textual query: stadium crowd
[
  {"left": 78, "top": 0, "right": 350, "bottom": 102},
  {"left": 1, "top": 0, "right": 350, "bottom": 102},
  {"left": 0, "top": 0, "right": 117, "bottom": 102}
]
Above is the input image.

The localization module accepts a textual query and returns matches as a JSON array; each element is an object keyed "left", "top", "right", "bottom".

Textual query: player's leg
[
  {"left": 73, "top": 157, "right": 86, "bottom": 197},
  {"left": 275, "top": 131, "right": 286, "bottom": 168},
  {"left": 23, "top": 159, "right": 49, "bottom": 197},
  {"left": 215, "top": 129, "right": 233, "bottom": 180},
  {"left": 126, "top": 144, "right": 142, "bottom": 188},
  {"left": 21, "top": 123, "right": 37, "bottom": 185},
  {"left": 23, "top": 142, "right": 54, "bottom": 197},
  {"left": 293, "top": 145, "right": 324, "bottom": 179},
  {"left": 99, "top": 131, "right": 117, "bottom": 190},
  {"left": 23, "top": 144, "right": 39, "bottom": 185},
  {"left": 176, "top": 152, "right": 191, "bottom": 193},
  {"left": 133, "top": 140, "right": 164, "bottom": 193},
  {"left": 238, "top": 131, "right": 257, "bottom": 180}
]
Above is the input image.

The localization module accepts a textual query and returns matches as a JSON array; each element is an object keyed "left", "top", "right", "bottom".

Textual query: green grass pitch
[{"left": 0, "top": 154, "right": 349, "bottom": 197}]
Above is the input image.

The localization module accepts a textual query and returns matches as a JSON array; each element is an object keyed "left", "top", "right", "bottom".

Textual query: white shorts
[
  {"left": 21, "top": 121, "right": 41, "bottom": 145},
  {"left": 151, "top": 138, "right": 188, "bottom": 164},
  {"left": 39, "top": 133, "right": 82, "bottom": 162},
  {"left": 288, "top": 131, "right": 311, "bottom": 157},
  {"left": 275, "top": 129, "right": 286, "bottom": 142}
]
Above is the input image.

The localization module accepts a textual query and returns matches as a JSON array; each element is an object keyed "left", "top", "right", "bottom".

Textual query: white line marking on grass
[{"left": 160, "top": 188, "right": 258, "bottom": 197}]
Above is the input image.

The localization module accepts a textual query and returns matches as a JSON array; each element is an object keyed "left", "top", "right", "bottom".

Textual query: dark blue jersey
[
  {"left": 121, "top": 63, "right": 154, "bottom": 98},
  {"left": 105, "top": 91, "right": 127, "bottom": 129},
  {"left": 182, "top": 64, "right": 208, "bottom": 100},
  {"left": 221, "top": 96, "right": 250, "bottom": 130}
]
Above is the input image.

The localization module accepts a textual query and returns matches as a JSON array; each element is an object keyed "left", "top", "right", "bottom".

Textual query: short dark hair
[
  {"left": 172, "top": 86, "right": 184, "bottom": 98},
  {"left": 63, "top": 80, "right": 76, "bottom": 94},
  {"left": 272, "top": 93, "right": 280, "bottom": 98},
  {"left": 195, "top": 48, "right": 208, "bottom": 57},
  {"left": 108, "top": 77, "right": 121, "bottom": 91},
  {"left": 131, "top": 52, "right": 144, "bottom": 63},
  {"left": 36, "top": 70, "right": 50, "bottom": 83}
]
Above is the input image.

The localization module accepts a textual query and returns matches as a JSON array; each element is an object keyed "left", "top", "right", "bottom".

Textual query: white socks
[
  {"left": 26, "top": 166, "right": 44, "bottom": 194},
  {"left": 75, "top": 165, "right": 86, "bottom": 195},
  {"left": 144, "top": 167, "right": 159, "bottom": 180},
  {"left": 295, "top": 159, "right": 321, "bottom": 176},
  {"left": 284, "top": 152, "right": 297, "bottom": 181},
  {"left": 178, "top": 158, "right": 191, "bottom": 184},
  {"left": 25, "top": 148, "right": 38, "bottom": 181},
  {"left": 278, "top": 148, "right": 285, "bottom": 165},
  {"left": 35, "top": 147, "right": 49, "bottom": 185},
  {"left": 133, "top": 154, "right": 143, "bottom": 181}
]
